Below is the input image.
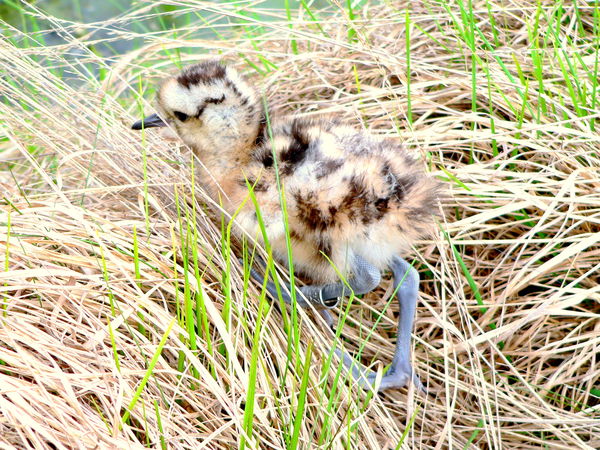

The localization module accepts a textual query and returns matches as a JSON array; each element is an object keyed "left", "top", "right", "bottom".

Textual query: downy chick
[{"left": 132, "top": 61, "right": 440, "bottom": 392}]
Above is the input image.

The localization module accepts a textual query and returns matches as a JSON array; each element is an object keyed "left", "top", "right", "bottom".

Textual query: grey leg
[
  {"left": 246, "top": 254, "right": 381, "bottom": 309},
  {"left": 337, "top": 256, "right": 424, "bottom": 392}
]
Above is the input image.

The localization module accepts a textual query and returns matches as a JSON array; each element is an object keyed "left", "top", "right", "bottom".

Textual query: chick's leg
[
  {"left": 247, "top": 254, "right": 381, "bottom": 309},
  {"left": 337, "top": 256, "right": 424, "bottom": 392}
]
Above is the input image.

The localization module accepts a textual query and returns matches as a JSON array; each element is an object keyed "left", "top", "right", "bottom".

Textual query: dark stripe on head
[
  {"left": 177, "top": 61, "right": 226, "bottom": 88},
  {"left": 224, "top": 78, "right": 243, "bottom": 99},
  {"left": 280, "top": 119, "right": 310, "bottom": 176},
  {"left": 206, "top": 95, "right": 225, "bottom": 104}
]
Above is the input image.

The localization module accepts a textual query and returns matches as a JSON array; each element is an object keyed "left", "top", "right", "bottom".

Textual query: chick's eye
[{"left": 173, "top": 111, "right": 188, "bottom": 122}]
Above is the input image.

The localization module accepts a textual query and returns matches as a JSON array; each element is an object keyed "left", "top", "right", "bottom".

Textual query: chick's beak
[{"left": 131, "top": 113, "right": 167, "bottom": 130}]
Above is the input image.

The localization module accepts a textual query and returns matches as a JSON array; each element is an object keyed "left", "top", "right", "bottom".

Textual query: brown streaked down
[{"left": 132, "top": 60, "right": 442, "bottom": 392}]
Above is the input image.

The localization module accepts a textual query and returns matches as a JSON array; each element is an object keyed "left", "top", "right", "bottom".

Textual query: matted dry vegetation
[{"left": 1, "top": 0, "right": 599, "bottom": 448}]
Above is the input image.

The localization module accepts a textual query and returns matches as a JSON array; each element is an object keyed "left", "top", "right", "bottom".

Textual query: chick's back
[{"left": 228, "top": 116, "right": 440, "bottom": 283}]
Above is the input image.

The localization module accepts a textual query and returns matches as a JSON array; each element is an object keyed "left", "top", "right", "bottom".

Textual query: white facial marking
[
  {"left": 156, "top": 63, "right": 261, "bottom": 160},
  {"left": 161, "top": 79, "right": 228, "bottom": 119},
  {"left": 161, "top": 80, "right": 196, "bottom": 116}
]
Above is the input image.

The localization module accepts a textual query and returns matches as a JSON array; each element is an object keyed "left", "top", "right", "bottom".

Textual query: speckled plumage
[
  {"left": 237, "top": 117, "right": 440, "bottom": 284},
  {"left": 133, "top": 61, "right": 441, "bottom": 392}
]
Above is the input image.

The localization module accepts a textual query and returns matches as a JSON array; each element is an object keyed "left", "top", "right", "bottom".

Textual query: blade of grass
[
  {"left": 121, "top": 318, "right": 176, "bottom": 424},
  {"left": 289, "top": 339, "right": 314, "bottom": 450}
]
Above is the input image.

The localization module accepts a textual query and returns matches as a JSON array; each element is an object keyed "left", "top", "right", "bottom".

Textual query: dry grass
[{"left": 1, "top": 0, "right": 599, "bottom": 448}]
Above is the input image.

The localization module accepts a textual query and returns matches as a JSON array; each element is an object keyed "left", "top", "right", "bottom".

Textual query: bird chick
[{"left": 132, "top": 60, "right": 440, "bottom": 392}]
